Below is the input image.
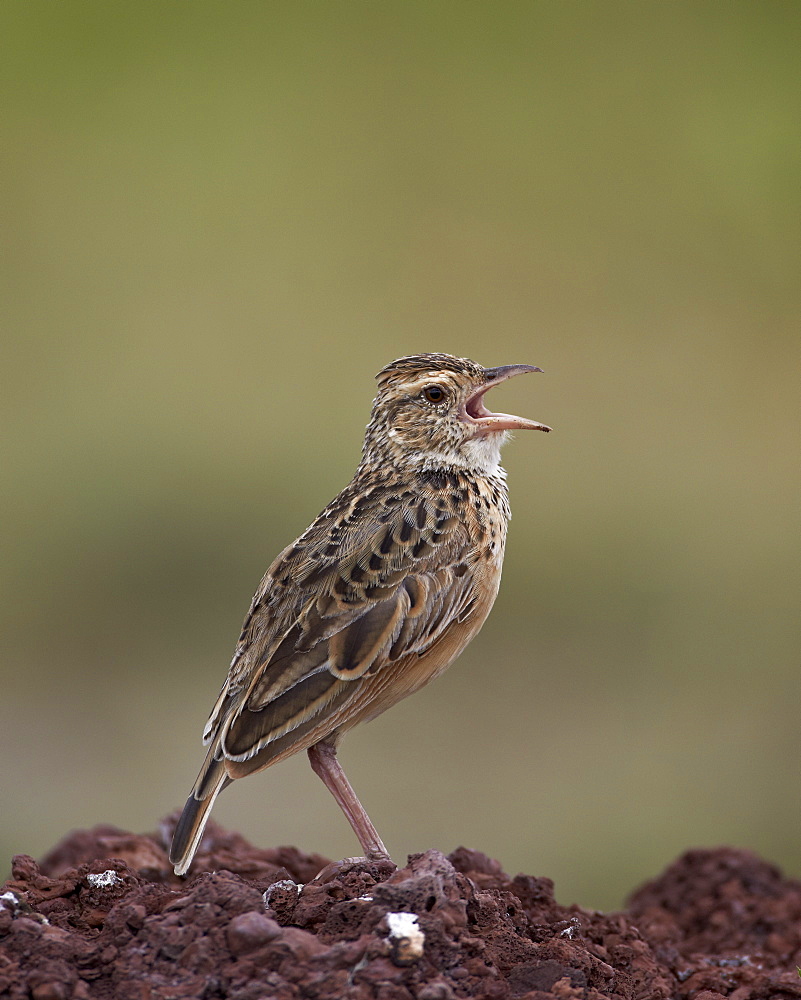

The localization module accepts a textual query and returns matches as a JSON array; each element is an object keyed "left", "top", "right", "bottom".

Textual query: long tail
[{"left": 169, "top": 750, "right": 230, "bottom": 876}]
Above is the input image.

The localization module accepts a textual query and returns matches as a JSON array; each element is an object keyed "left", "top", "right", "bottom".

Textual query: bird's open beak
[{"left": 461, "top": 364, "right": 552, "bottom": 436}]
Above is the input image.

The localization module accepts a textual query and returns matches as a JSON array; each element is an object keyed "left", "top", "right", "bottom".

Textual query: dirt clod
[{"left": 1, "top": 818, "right": 799, "bottom": 998}]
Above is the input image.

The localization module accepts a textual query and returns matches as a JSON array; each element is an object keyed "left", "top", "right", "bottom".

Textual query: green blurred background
[{"left": 2, "top": 2, "right": 799, "bottom": 910}]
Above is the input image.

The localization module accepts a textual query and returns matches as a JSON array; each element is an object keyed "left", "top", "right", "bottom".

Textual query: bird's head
[{"left": 362, "top": 353, "right": 551, "bottom": 474}]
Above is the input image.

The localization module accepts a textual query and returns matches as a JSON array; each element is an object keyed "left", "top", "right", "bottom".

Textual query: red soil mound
[{"left": 1, "top": 818, "right": 799, "bottom": 999}]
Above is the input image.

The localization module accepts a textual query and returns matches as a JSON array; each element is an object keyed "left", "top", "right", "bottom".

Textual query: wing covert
[{"left": 207, "top": 483, "right": 479, "bottom": 765}]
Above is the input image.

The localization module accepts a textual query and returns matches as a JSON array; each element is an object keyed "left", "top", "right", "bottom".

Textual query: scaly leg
[{"left": 307, "top": 740, "right": 392, "bottom": 863}]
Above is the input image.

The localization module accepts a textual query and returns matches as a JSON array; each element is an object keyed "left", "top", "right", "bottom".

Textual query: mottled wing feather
[
  {"left": 206, "top": 483, "right": 476, "bottom": 765},
  {"left": 223, "top": 668, "right": 350, "bottom": 760},
  {"left": 327, "top": 592, "right": 408, "bottom": 678}
]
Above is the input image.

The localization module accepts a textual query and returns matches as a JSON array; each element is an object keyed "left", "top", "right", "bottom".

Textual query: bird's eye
[{"left": 422, "top": 384, "right": 447, "bottom": 404}]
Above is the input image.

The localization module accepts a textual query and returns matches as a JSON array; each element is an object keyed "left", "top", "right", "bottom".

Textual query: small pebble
[
  {"left": 31, "top": 983, "right": 67, "bottom": 1000},
  {"left": 226, "top": 912, "right": 282, "bottom": 955},
  {"left": 125, "top": 904, "right": 147, "bottom": 930}
]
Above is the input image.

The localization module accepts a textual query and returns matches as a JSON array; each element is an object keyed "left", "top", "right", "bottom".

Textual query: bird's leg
[{"left": 307, "top": 740, "right": 393, "bottom": 865}]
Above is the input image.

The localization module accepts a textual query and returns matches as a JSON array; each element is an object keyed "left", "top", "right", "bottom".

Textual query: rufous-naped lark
[{"left": 170, "top": 353, "right": 550, "bottom": 875}]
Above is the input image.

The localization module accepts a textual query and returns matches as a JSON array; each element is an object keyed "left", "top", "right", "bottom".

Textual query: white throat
[{"left": 411, "top": 431, "right": 509, "bottom": 476}]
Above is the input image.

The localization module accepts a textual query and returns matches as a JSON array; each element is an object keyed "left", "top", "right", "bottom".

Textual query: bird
[{"left": 169, "top": 352, "right": 551, "bottom": 876}]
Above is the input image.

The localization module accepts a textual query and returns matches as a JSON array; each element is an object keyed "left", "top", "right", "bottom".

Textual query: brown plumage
[{"left": 170, "top": 353, "right": 551, "bottom": 875}]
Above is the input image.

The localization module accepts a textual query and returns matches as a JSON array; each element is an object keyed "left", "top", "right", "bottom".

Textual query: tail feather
[{"left": 170, "top": 756, "right": 228, "bottom": 876}]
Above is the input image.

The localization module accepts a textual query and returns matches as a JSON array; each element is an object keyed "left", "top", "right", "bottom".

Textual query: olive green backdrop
[{"left": 2, "top": 2, "right": 799, "bottom": 910}]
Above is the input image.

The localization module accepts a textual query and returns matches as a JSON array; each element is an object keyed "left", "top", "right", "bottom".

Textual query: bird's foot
[{"left": 311, "top": 854, "right": 397, "bottom": 884}]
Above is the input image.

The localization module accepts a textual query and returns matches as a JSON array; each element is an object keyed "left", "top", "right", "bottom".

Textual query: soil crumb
[{"left": 1, "top": 817, "right": 799, "bottom": 998}]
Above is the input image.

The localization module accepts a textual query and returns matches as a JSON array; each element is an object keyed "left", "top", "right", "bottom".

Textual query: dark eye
[{"left": 422, "top": 384, "right": 447, "bottom": 404}]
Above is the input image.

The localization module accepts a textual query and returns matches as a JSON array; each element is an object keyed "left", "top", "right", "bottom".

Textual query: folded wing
[{"left": 204, "top": 489, "right": 476, "bottom": 772}]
